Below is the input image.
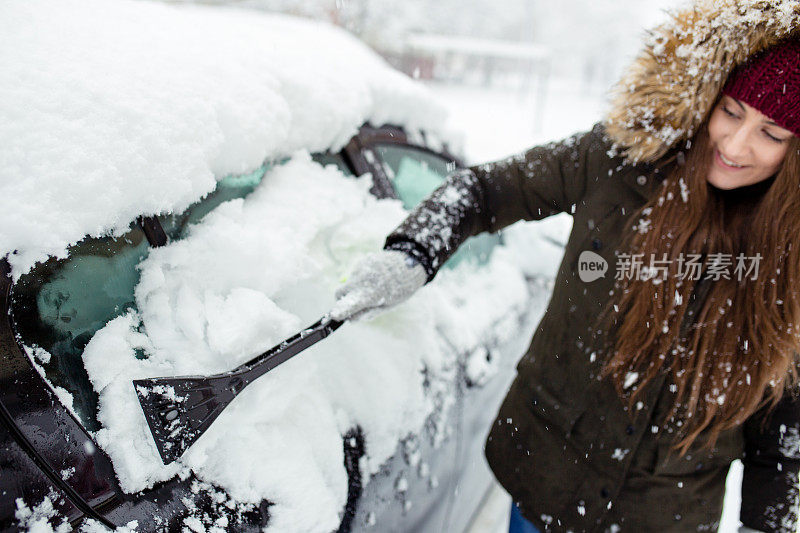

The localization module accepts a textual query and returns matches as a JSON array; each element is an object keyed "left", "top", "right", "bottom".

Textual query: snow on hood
[
  {"left": 0, "top": 0, "right": 447, "bottom": 277},
  {"left": 79, "top": 154, "right": 531, "bottom": 532}
]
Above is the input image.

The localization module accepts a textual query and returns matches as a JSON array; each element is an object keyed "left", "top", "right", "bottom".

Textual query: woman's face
[{"left": 706, "top": 95, "right": 794, "bottom": 189}]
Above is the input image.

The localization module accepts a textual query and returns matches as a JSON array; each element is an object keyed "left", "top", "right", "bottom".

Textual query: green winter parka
[
  {"left": 388, "top": 122, "right": 800, "bottom": 532},
  {"left": 383, "top": 2, "right": 800, "bottom": 531}
]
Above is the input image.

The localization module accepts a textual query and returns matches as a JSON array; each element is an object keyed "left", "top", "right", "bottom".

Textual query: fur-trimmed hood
[{"left": 605, "top": 0, "right": 800, "bottom": 164}]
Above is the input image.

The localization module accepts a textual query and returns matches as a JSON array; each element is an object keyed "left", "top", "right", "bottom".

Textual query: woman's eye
[
  {"left": 764, "top": 130, "right": 785, "bottom": 143},
  {"left": 722, "top": 106, "right": 738, "bottom": 118}
]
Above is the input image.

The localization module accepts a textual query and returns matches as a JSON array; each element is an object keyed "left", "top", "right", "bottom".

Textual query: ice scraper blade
[{"left": 133, "top": 315, "right": 344, "bottom": 464}]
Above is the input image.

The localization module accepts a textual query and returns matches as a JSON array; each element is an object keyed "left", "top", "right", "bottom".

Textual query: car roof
[{"left": 0, "top": 0, "right": 448, "bottom": 278}]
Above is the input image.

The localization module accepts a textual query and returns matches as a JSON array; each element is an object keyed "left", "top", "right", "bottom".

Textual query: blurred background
[{"left": 164, "top": 0, "right": 680, "bottom": 161}]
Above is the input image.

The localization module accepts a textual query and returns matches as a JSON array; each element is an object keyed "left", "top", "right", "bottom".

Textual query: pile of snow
[
  {"left": 14, "top": 494, "right": 71, "bottom": 533},
  {"left": 15, "top": 493, "right": 138, "bottom": 533},
  {"left": 0, "top": 0, "right": 447, "bottom": 277},
  {"left": 77, "top": 155, "right": 530, "bottom": 532}
]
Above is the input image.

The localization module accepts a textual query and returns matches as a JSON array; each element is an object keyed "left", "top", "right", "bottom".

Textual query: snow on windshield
[
  {"left": 0, "top": 0, "right": 446, "bottom": 277},
  {"left": 2, "top": 1, "right": 533, "bottom": 529},
  {"left": 80, "top": 154, "right": 530, "bottom": 532}
]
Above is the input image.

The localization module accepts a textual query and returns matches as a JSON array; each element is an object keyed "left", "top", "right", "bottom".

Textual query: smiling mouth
[{"left": 716, "top": 150, "right": 746, "bottom": 169}]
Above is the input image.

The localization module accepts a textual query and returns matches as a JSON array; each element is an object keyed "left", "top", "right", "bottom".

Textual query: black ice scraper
[{"left": 134, "top": 316, "right": 344, "bottom": 464}]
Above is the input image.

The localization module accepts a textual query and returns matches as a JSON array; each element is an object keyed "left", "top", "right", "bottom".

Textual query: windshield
[
  {"left": 10, "top": 225, "right": 149, "bottom": 430},
  {"left": 10, "top": 154, "right": 352, "bottom": 431}
]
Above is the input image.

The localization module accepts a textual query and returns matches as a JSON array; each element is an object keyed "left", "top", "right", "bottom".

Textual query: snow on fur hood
[{"left": 605, "top": 0, "right": 800, "bottom": 164}]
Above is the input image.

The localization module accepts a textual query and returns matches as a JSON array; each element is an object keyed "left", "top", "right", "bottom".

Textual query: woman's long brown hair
[{"left": 599, "top": 124, "right": 800, "bottom": 454}]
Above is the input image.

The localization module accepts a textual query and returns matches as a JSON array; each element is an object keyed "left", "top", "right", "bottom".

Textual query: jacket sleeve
[
  {"left": 740, "top": 393, "right": 800, "bottom": 533},
  {"left": 384, "top": 122, "right": 610, "bottom": 279}
]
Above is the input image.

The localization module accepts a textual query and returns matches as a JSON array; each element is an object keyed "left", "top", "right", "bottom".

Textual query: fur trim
[{"left": 604, "top": 0, "right": 800, "bottom": 164}]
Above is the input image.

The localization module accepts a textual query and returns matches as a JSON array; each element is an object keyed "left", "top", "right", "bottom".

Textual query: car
[{"left": 0, "top": 1, "right": 547, "bottom": 531}]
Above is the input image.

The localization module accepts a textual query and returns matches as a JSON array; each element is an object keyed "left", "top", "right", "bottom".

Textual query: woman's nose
[{"left": 720, "top": 124, "right": 752, "bottom": 159}]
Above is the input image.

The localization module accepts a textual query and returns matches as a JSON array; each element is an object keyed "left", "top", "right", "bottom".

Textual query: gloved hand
[{"left": 331, "top": 250, "right": 427, "bottom": 321}]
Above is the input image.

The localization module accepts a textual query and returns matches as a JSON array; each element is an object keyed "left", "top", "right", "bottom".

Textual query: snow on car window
[
  {"left": 11, "top": 224, "right": 150, "bottom": 431},
  {"left": 0, "top": 0, "right": 447, "bottom": 278},
  {"left": 80, "top": 154, "right": 530, "bottom": 532}
]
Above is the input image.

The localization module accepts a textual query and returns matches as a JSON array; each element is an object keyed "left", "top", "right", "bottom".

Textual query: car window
[
  {"left": 158, "top": 164, "right": 272, "bottom": 241},
  {"left": 159, "top": 155, "right": 352, "bottom": 241},
  {"left": 9, "top": 153, "right": 351, "bottom": 431},
  {"left": 10, "top": 224, "right": 150, "bottom": 431},
  {"left": 372, "top": 144, "right": 500, "bottom": 267}
]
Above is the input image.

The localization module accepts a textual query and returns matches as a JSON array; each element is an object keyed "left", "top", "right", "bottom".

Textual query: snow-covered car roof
[{"left": 0, "top": 0, "right": 447, "bottom": 277}]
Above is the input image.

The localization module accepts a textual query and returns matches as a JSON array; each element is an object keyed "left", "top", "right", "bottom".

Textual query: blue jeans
[{"left": 509, "top": 503, "right": 541, "bottom": 533}]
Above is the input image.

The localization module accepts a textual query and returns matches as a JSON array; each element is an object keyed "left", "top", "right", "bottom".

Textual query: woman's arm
[
  {"left": 740, "top": 393, "right": 800, "bottom": 532},
  {"left": 384, "top": 122, "right": 609, "bottom": 279},
  {"left": 331, "top": 123, "right": 611, "bottom": 321}
]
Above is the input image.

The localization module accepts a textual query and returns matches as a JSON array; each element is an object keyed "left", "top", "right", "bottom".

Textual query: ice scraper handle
[
  {"left": 331, "top": 249, "right": 428, "bottom": 321},
  {"left": 238, "top": 315, "right": 345, "bottom": 381}
]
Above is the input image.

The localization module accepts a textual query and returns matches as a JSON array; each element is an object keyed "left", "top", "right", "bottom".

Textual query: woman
[{"left": 332, "top": 2, "right": 800, "bottom": 531}]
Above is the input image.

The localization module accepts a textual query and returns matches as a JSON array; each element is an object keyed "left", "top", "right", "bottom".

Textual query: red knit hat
[{"left": 723, "top": 38, "right": 800, "bottom": 136}]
